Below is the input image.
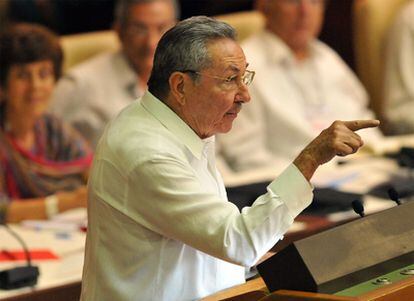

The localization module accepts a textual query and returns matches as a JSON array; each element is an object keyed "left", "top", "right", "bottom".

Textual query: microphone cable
[{"left": 0, "top": 196, "right": 39, "bottom": 290}]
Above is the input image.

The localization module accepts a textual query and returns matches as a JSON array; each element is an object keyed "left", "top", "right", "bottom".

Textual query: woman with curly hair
[{"left": 0, "top": 23, "right": 92, "bottom": 222}]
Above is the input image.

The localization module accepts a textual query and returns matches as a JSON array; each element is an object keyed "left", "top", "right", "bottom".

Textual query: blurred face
[
  {"left": 4, "top": 60, "right": 55, "bottom": 119},
  {"left": 117, "top": 0, "right": 176, "bottom": 78},
  {"left": 182, "top": 39, "right": 252, "bottom": 138},
  {"left": 261, "top": 0, "right": 325, "bottom": 53}
]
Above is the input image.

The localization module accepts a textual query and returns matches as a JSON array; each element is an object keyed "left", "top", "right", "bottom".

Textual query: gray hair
[
  {"left": 114, "top": 0, "right": 180, "bottom": 26},
  {"left": 148, "top": 16, "right": 237, "bottom": 100}
]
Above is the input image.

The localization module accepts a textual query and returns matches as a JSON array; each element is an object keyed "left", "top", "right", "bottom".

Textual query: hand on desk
[
  {"left": 7, "top": 186, "right": 88, "bottom": 223},
  {"left": 294, "top": 120, "right": 380, "bottom": 181},
  {"left": 56, "top": 186, "right": 88, "bottom": 211}
]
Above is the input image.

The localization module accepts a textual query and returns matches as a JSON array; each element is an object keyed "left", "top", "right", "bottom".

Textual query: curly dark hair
[{"left": 0, "top": 22, "right": 63, "bottom": 88}]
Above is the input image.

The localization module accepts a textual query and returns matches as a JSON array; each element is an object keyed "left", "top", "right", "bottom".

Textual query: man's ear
[{"left": 169, "top": 72, "right": 187, "bottom": 106}]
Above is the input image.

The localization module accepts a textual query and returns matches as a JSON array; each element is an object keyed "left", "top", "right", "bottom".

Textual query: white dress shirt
[
  {"left": 50, "top": 50, "right": 144, "bottom": 147},
  {"left": 81, "top": 91, "right": 313, "bottom": 301},
  {"left": 384, "top": 1, "right": 414, "bottom": 134},
  {"left": 217, "top": 31, "right": 381, "bottom": 173}
]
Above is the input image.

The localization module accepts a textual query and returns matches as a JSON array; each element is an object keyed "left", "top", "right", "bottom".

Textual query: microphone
[
  {"left": 397, "top": 147, "right": 414, "bottom": 169},
  {"left": 387, "top": 187, "right": 402, "bottom": 205},
  {"left": 0, "top": 197, "right": 39, "bottom": 290},
  {"left": 352, "top": 199, "right": 365, "bottom": 217}
]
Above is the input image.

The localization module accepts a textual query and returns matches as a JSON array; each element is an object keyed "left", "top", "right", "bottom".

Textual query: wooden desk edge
[
  {"left": 200, "top": 277, "right": 267, "bottom": 300},
  {"left": 0, "top": 281, "right": 81, "bottom": 301}
]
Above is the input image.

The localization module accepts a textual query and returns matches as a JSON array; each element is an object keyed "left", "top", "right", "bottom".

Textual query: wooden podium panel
[
  {"left": 204, "top": 276, "right": 414, "bottom": 301},
  {"left": 200, "top": 277, "right": 267, "bottom": 301},
  {"left": 261, "top": 290, "right": 355, "bottom": 300},
  {"left": 0, "top": 282, "right": 81, "bottom": 301},
  {"left": 358, "top": 276, "right": 414, "bottom": 301},
  {"left": 265, "top": 276, "right": 414, "bottom": 300}
]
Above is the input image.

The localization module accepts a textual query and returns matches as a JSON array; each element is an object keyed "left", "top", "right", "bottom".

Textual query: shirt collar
[
  {"left": 261, "top": 30, "right": 320, "bottom": 64},
  {"left": 141, "top": 91, "right": 205, "bottom": 160}
]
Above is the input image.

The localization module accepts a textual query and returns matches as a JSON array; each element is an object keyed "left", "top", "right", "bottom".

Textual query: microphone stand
[
  {"left": 0, "top": 198, "right": 39, "bottom": 290},
  {"left": 3, "top": 224, "right": 33, "bottom": 266}
]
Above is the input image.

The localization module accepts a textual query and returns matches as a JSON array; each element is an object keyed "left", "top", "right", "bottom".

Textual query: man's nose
[
  {"left": 236, "top": 84, "right": 251, "bottom": 104},
  {"left": 29, "top": 72, "right": 43, "bottom": 89}
]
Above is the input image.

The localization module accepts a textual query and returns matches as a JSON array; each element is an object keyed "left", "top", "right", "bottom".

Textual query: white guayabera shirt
[
  {"left": 51, "top": 51, "right": 143, "bottom": 148},
  {"left": 81, "top": 91, "right": 313, "bottom": 301}
]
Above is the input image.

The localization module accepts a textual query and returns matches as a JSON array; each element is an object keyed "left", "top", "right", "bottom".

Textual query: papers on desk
[
  {"left": 328, "top": 195, "right": 395, "bottom": 222},
  {"left": 363, "top": 134, "right": 414, "bottom": 156},
  {"left": 221, "top": 151, "right": 410, "bottom": 219},
  {"left": 311, "top": 157, "right": 402, "bottom": 194},
  {"left": 310, "top": 156, "right": 406, "bottom": 220},
  {"left": 21, "top": 207, "right": 87, "bottom": 232},
  {"left": 0, "top": 249, "right": 59, "bottom": 262},
  {"left": 221, "top": 165, "right": 278, "bottom": 187},
  {"left": 0, "top": 222, "right": 86, "bottom": 262},
  {"left": 219, "top": 134, "right": 414, "bottom": 189},
  {"left": 0, "top": 221, "right": 86, "bottom": 299}
]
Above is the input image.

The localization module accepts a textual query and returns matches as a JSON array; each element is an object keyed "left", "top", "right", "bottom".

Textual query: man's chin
[{"left": 218, "top": 123, "right": 234, "bottom": 134}]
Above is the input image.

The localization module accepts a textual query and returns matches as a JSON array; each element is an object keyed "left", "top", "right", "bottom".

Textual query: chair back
[
  {"left": 215, "top": 10, "right": 265, "bottom": 42},
  {"left": 60, "top": 30, "right": 120, "bottom": 71},
  {"left": 60, "top": 11, "right": 265, "bottom": 72},
  {"left": 353, "top": 0, "right": 410, "bottom": 120}
]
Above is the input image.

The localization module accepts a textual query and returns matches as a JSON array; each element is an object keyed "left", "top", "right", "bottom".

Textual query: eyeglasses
[{"left": 181, "top": 69, "right": 256, "bottom": 88}]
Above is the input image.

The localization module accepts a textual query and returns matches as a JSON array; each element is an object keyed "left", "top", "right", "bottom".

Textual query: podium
[
  {"left": 257, "top": 201, "right": 414, "bottom": 295},
  {"left": 203, "top": 201, "right": 414, "bottom": 300}
]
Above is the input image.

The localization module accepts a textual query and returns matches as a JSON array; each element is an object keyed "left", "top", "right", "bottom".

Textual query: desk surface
[
  {"left": 0, "top": 213, "right": 342, "bottom": 301},
  {"left": 1, "top": 148, "right": 412, "bottom": 300},
  {"left": 0, "top": 222, "right": 85, "bottom": 301}
]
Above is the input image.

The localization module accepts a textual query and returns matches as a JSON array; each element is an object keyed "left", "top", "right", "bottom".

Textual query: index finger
[{"left": 343, "top": 120, "right": 380, "bottom": 132}]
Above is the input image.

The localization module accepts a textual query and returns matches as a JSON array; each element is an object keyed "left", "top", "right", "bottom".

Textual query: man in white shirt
[
  {"left": 217, "top": 0, "right": 382, "bottom": 174},
  {"left": 80, "top": 16, "right": 379, "bottom": 301},
  {"left": 383, "top": 1, "right": 414, "bottom": 134},
  {"left": 50, "top": 0, "right": 178, "bottom": 147}
]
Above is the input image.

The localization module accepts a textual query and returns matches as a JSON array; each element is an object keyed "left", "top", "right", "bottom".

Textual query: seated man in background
[
  {"left": 0, "top": 23, "right": 92, "bottom": 223},
  {"left": 81, "top": 16, "right": 379, "bottom": 300},
  {"left": 51, "top": 0, "right": 179, "bottom": 147},
  {"left": 383, "top": 0, "right": 414, "bottom": 134},
  {"left": 217, "top": 0, "right": 382, "bottom": 174}
]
